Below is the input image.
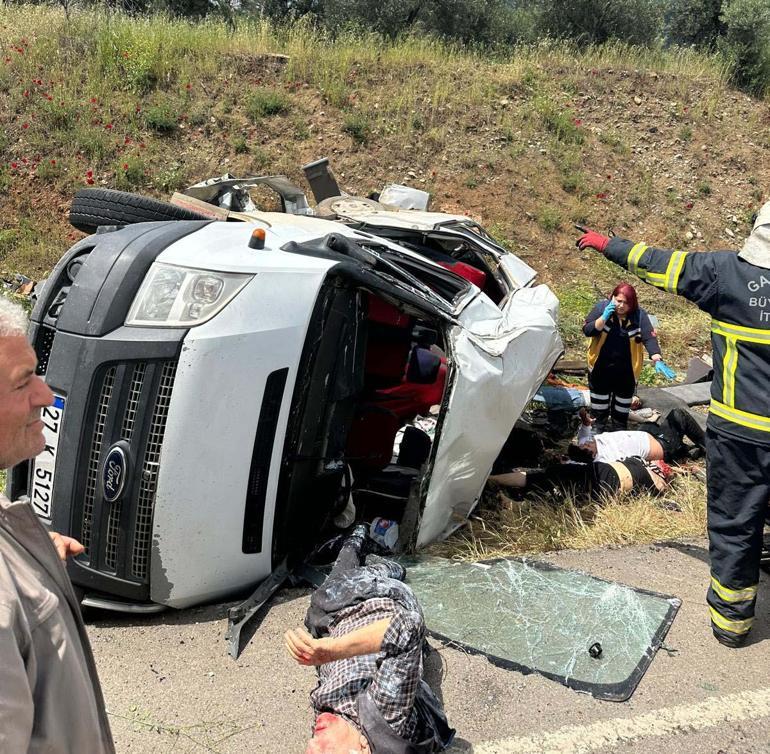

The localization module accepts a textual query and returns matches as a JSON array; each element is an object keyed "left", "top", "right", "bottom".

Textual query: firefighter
[{"left": 576, "top": 200, "right": 770, "bottom": 647}]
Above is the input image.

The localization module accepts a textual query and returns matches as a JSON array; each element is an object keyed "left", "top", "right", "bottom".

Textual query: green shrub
[
  {"left": 144, "top": 103, "right": 178, "bottom": 133},
  {"left": 537, "top": 205, "right": 562, "bottom": 232},
  {"left": 536, "top": 99, "right": 585, "bottom": 144},
  {"left": 342, "top": 113, "right": 371, "bottom": 145},
  {"left": 561, "top": 172, "right": 585, "bottom": 195},
  {"left": 246, "top": 89, "right": 291, "bottom": 120},
  {"left": 115, "top": 155, "right": 146, "bottom": 189}
]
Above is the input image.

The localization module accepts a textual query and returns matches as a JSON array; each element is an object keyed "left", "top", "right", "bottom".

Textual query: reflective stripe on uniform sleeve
[
  {"left": 710, "top": 399, "right": 770, "bottom": 432},
  {"left": 709, "top": 606, "right": 753, "bottom": 635},
  {"left": 664, "top": 251, "right": 688, "bottom": 293},
  {"left": 626, "top": 242, "right": 648, "bottom": 277},
  {"left": 722, "top": 336, "right": 738, "bottom": 407},
  {"left": 711, "top": 576, "right": 758, "bottom": 604},
  {"left": 712, "top": 319, "right": 770, "bottom": 344}
]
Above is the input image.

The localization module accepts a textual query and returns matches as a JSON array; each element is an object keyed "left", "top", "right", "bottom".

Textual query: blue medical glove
[
  {"left": 601, "top": 300, "right": 616, "bottom": 320},
  {"left": 654, "top": 360, "right": 676, "bottom": 381}
]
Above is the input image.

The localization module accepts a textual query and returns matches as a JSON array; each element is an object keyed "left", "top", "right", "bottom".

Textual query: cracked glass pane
[{"left": 403, "top": 556, "right": 680, "bottom": 701}]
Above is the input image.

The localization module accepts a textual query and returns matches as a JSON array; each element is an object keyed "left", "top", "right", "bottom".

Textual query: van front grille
[{"left": 75, "top": 360, "right": 177, "bottom": 583}]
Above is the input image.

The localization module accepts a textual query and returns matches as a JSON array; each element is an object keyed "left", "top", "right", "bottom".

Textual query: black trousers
[
  {"left": 637, "top": 408, "right": 706, "bottom": 462},
  {"left": 705, "top": 429, "right": 770, "bottom": 645},
  {"left": 589, "top": 361, "right": 636, "bottom": 431}
]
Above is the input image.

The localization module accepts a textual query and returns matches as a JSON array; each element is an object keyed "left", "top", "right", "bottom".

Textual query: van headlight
[{"left": 126, "top": 263, "right": 253, "bottom": 327}]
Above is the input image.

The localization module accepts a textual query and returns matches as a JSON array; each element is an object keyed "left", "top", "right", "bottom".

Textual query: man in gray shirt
[{"left": 0, "top": 297, "right": 114, "bottom": 752}]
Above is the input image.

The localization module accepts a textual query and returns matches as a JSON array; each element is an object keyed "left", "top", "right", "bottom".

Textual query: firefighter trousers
[
  {"left": 588, "top": 362, "right": 635, "bottom": 432},
  {"left": 706, "top": 429, "right": 770, "bottom": 645}
]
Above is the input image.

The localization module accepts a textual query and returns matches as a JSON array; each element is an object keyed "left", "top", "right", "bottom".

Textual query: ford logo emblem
[{"left": 103, "top": 445, "right": 128, "bottom": 503}]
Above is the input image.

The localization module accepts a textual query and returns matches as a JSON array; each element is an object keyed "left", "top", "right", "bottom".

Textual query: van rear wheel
[{"left": 69, "top": 188, "right": 210, "bottom": 233}]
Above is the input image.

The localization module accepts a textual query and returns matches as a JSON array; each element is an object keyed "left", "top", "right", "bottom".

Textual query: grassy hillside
[
  {"left": 2, "top": 7, "right": 768, "bottom": 370},
  {"left": 4, "top": 6, "right": 769, "bottom": 555}
]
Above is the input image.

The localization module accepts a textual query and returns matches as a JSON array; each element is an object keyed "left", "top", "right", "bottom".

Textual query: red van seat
[{"left": 437, "top": 260, "right": 487, "bottom": 289}]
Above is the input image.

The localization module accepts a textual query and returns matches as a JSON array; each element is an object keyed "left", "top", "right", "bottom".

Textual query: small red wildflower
[
  {"left": 86, "top": 178, "right": 94, "bottom": 185},
  {"left": 86, "top": 169, "right": 93, "bottom": 178},
  {"left": 595, "top": 192, "right": 608, "bottom": 200},
  {"left": 22, "top": 89, "right": 28, "bottom": 97},
  {"left": 21, "top": 157, "right": 27, "bottom": 164},
  {"left": 50, "top": 159, "right": 56, "bottom": 165},
  {"left": 573, "top": 118, "right": 582, "bottom": 126},
  {"left": 135, "top": 106, "right": 141, "bottom": 113},
  {"left": 685, "top": 201, "right": 693, "bottom": 209},
  {"left": 22, "top": 122, "right": 28, "bottom": 129},
  {"left": 90, "top": 97, "right": 97, "bottom": 104},
  {"left": 124, "top": 136, "right": 132, "bottom": 144},
  {"left": 105, "top": 123, "right": 113, "bottom": 130},
  {"left": 10, "top": 162, "right": 18, "bottom": 169},
  {"left": 185, "top": 83, "right": 191, "bottom": 90},
  {"left": 122, "top": 163, "right": 129, "bottom": 170}
]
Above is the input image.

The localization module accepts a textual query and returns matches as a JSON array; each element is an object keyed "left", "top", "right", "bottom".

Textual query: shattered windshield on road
[{"left": 403, "top": 556, "right": 680, "bottom": 701}]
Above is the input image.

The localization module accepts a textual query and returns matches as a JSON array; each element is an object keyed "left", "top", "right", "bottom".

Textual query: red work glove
[{"left": 576, "top": 229, "right": 610, "bottom": 253}]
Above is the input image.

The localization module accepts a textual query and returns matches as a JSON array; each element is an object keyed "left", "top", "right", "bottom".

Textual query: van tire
[{"left": 69, "top": 188, "right": 210, "bottom": 233}]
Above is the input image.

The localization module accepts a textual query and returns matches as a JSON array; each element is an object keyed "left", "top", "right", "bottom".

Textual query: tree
[
  {"left": 665, "top": 0, "right": 723, "bottom": 48},
  {"left": 718, "top": 0, "right": 770, "bottom": 95},
  {"left": 536, "top": 0, "right": 665, "bottom": 46}
]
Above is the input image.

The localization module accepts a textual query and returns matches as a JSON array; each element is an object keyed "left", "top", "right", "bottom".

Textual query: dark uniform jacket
[
  {"left": 583, "top": 299, "right": 661, "bottom": 378},
  {"left": 606, "top": 237, "right": 770, "bottom": 445}
]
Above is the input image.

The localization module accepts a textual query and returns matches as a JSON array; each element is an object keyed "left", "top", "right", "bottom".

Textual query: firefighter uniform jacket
[{"left": 605, "top": 237, "right": 770, "bottom": 446}]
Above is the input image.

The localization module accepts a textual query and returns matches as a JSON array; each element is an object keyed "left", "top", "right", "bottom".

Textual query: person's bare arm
[{"left": 285, "top": 618, "right": 393, "bottom": 666}]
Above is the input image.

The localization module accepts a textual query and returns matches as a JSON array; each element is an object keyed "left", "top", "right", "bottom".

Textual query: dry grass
[{"left": 430, "top": 473, "right": 707, "bottom": 561}]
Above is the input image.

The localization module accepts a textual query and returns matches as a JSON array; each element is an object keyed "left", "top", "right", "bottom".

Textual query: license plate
[{"left": 30, "top": 395, "right": 65, "bottom": 523}]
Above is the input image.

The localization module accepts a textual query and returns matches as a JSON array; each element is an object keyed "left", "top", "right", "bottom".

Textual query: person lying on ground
[
  {"left": 285, "top": 527, "right": 454, "bottom": 754},
  {"left": 569, "top": 407, "right": 705, "bottom": 464},
  {"left": 490, "top": 455, "right": 672, "bottom": 499}
]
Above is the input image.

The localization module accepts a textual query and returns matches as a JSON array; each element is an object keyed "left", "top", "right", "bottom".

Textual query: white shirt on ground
[{"left": 593, "top": 431, "right": 652, "bottom": 462}]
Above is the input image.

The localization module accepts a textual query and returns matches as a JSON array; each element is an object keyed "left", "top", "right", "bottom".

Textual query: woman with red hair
[{"left": 583, "top": 283, "right": 668, "bottom": 431}]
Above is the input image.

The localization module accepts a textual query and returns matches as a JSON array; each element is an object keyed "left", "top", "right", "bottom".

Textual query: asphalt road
[{"left": 87, "top": 538, "right": 770, "bottom": 754}]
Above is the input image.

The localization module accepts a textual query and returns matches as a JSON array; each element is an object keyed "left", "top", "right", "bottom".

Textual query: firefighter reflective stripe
[
  {"left": 664, "top": 251, "right": 688, "bottom": 293},
  {"left": 722, "top": 336, "right": 738, "bottom": 407},
  {"left": 712, "top": 319, "right": 770, "bottom": 344},
  {"left": 710, "top": 576, "right": 758, "bottom": 603},
  {"left": 710, "top": 319, "right": 770, "bottom": 414},
  {"left": 710, "top": 399, "right": 770, "bottom": 432},
  {"left": 709, "top": 606, "right": 753, "bottom": 635},
  {"left": 626, "top": 242, "right": 647, "bottom": 277},
  {"left": 647, "top": 272, "right": 666, "bottom": 288}
]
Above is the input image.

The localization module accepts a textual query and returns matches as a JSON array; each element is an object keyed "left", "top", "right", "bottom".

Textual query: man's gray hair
[{"left": 0, "top": 296, "right": 29, "bottom": 337}]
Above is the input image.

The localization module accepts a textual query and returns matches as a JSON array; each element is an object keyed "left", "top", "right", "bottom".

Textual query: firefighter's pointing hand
[{"left": 576, "top": 229, "right": 611, "bottom": 253}]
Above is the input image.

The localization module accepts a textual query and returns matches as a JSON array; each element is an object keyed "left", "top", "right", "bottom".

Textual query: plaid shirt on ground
[{"left": 309, "top": 595, "right": 425, "bottom": 740}]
